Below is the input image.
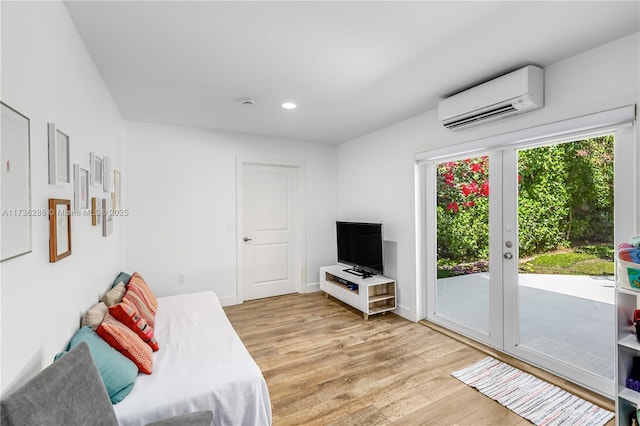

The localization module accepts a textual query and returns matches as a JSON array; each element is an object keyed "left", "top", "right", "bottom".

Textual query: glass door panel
[
  {"left": 511, "top": 136, "right": 615, "bottom": 383},
  {"left": 435, "top": 155, "right": 491, "bottom": 335}
]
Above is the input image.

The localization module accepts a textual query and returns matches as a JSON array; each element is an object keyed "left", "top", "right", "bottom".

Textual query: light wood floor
[{"left": 224, "top": 292, "right": 613, "bottom": 425}]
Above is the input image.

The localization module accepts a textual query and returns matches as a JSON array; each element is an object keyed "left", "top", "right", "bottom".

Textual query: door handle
[
  {"left": 243, "top": 237, "right": 252, "bottom": 242},
  {"left": 503, "top": 252, "right": 513, "bottom": 259}
]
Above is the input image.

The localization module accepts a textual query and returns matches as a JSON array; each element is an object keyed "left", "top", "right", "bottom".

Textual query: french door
[
  {"left": 503, "top": 140, "right": 616, "bottom": 396},
  {"left": 420, "top": 106, "right": 636, "bottom": 397}
]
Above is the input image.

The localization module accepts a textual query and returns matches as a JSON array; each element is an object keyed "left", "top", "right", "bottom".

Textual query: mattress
[{"left": 113, "top": 291, "right": 272, "bottom": 426}]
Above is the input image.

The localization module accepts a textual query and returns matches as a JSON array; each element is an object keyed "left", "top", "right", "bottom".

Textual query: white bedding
[{"left": 113, "top": 291, "right": 272, "bottom": 426}]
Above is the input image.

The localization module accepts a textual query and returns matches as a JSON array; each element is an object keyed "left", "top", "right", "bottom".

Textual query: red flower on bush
[
  {"left": 480, "top": 181, "right": 489, "bottom": 196},
  {"left": 460, "top": 182, "right": 479, "bottom": 197},
  {"left": 470, "top": 163, "right": 483, "bottom": 173},
  {"left": 438, "top": 156, "right": 490, "bottom": 214},
  {"left": 444, "top": 172, "right": 454, "bottom": 186}
]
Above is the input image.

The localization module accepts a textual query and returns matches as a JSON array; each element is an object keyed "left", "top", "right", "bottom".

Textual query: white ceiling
[{"left": 64, "top": 1, "right": 640, "bottom": 144}]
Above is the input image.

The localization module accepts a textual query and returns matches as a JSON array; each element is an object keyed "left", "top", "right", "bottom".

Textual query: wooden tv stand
[{"left": 319, "top": 265, "right": 396, "bottom": 320}]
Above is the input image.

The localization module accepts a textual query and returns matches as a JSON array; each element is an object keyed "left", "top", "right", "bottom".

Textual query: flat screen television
[{"left": 336, "top": 221, "right": 384, "bottom": 278}]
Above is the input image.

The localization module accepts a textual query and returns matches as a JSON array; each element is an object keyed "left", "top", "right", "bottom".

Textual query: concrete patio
[{"left": 436, "top": 273, "right": 615, "bottom": 379}]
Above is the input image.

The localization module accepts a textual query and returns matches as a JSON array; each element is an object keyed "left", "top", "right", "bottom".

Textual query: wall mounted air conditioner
[{"left": 438, "top": 65, "right": 544, "bottom": 131}]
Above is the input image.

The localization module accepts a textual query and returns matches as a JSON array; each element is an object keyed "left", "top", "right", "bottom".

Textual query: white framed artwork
[
  {"left": 73, "top": 164, "right": 90, "bottom": 210},
  {"left": 48, "top": 123, "right": 70, "bottom": 186},
  {"left": 90, "top": 152, "right": 103, "bottom": 187},
  {"left": 102, "top": 198, "right": 113, "bottom": 236},
  {"left": 103, "top": 156, "right": 113, "bottom": 192},
  {"left": 112, "top": 169, "right": 121, "bottom": 210},
  {"left": 1, "top": 102, "right": 32, "bottom": 262}
]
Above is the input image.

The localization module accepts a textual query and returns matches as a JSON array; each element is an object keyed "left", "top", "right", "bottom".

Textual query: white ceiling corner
[{"left": 63, "top": 1, "right": 640, "bottom": 144}]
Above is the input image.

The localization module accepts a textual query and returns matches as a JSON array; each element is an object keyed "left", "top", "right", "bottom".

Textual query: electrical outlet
[{"left": 178, "top": 274, "right": 185, "bottom": 284}]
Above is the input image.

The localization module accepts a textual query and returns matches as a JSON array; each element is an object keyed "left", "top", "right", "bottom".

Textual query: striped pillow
[
  {"left": 109, "top": 303, "right": 159, "bottom": 352},
  {"left": 129, "top": 272, "right": 158, "bottom": 313},
  {"left": 122, "top": 288, "right": 155, "bottom": 328},
  {"left": 97, "top": 314, "right": 153, "bottom": 374}
]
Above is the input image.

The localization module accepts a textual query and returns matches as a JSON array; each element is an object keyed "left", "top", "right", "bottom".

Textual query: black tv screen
[{"left": 336, "top": 221, "right": 384, "bottom": 276}]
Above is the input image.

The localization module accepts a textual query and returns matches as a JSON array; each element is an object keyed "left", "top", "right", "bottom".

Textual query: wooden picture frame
[
  {"left": 90, "top": 152, "right": 103, "bottom": 187},
  {"left": 91, "top": 197, "right": 102, "bottom": 226},
  {"left": 74, "top": 164, "right": 90, "bottom": 210},
  {"left": 49, "top": 199, "right": 71, "bottom": 262},
  {"left": 1, "top": 102, "right": 32, "bottom": 262},
  {"left": 48, "top": 123, "right": 70, "bottom": 185}
]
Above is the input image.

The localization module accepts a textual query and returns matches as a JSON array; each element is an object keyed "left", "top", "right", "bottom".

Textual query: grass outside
[
  {"left": 519, "top": 245, "right": 614, "bottom": 275},
  {"left": 438, "top": 245, "right": 614, "bottom": 278}
]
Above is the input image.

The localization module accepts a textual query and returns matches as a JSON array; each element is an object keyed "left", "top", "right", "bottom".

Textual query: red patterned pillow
[
  {"left": 129, "top": 272, "right": 158, "bottom": 313},
  {"left": 109, "top": 303, "right": 159, "bottom": 352},
  {"left": 122, "top": 289, "right": 155, "bottom": 328},
  {"left": 97, "top": 314, "right": 153, "bottom": 374}
]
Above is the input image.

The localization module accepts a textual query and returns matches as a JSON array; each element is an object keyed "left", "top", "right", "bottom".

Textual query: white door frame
[{"left": 235, "top": 158, "right": 306, "bottom": 303}]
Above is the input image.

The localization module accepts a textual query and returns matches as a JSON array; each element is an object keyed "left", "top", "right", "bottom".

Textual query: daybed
[
  {"left": 114, "top": 291, "right": 272, "bottom": 425},
  {"left": 1, "top": 272, "right": 272, "bottom": 426}
]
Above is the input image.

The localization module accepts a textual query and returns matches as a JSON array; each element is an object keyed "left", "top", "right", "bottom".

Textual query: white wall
[
  {"left": 337, "top": 32, "right": 640, "bottom": 322},
  {"left": 123, "top": 122, "right": 337, "bottom": 304},
  {"left": 1, "top": 2, "right": 125, "bottom": 393}
]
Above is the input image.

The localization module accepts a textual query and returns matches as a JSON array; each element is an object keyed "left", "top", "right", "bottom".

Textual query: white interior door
[{"left": 241, "top": 163, "right": 300, "bottom": 301}]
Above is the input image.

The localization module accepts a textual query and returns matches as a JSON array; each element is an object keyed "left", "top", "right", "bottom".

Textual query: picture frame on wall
[
  {"left": 49, "top": 198, "right": 71, "bottom": 262},
  {"left": 112, "top": 169, "right": 121, "bottom": 210},
  {"left": 102, "top": 198, "right": 113, "bottom": 236},
  {"left": 90, "top": 152, "right": 103, "bottom": 187},
  {"left": 103, "top": 156, "right": 113, "bottom": 192},
  {"left": 91, "top": 197, "right": 102, "bottom": 226},
  {"left": 1, "top": 102, "right": 32, "bottom": 262},
  {"left": 73, "top": 164, "right": 90, "bottom": 210},
  {"left": 47, "top": 123, "right": 70, "bottom": 185}
]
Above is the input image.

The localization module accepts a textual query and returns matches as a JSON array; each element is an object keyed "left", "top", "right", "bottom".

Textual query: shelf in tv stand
[
  {"left": 319, "top": 265, "right": 396, "bottom": 320},
  {"left": 324, "top": 272, "right": 360, "bottom": 294}
]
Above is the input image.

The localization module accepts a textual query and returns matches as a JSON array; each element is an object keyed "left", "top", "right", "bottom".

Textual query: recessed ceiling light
[{"left": 281, "top": 102, "right": 297, "bottom": 110}]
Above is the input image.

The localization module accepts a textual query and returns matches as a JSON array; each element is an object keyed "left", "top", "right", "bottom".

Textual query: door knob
[
  {"left": 243, "top": 237, "right": 252, "bottom": 242},
  {"left": 503, "top": 252, "right": 513, "bottom": 259}
]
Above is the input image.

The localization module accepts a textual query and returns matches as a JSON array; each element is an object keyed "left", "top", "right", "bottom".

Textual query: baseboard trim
[
  {"left": 218, "top": 295, "right": 238, "bottom": 307},
  {"left": 395, "top": 304, "right": 413, "bottom": 322},
  {"left": 303, "top": 282, "right": 320, "bottom": 293},
  {"left": 418, "top": 319, "right": 615, "bottom": 412}
]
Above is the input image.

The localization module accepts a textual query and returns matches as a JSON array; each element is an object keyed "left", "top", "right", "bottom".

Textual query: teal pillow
[
  {"left": 111, "top": 271, "right": 131, "bottom": 289},
  {"left": 55, "top": 326, "right": 138, "bottom": 404}
]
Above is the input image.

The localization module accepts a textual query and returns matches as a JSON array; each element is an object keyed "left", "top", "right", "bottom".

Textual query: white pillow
[
  {"left": 100, "top": 282, "right": 126, "bottom": 307},
  {"left": 81, "top": 302, "right": 108, "bottom": 330}
]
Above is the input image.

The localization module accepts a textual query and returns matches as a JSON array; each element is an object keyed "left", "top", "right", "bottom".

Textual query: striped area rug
[{"left": 451, "top": 357, "right": 613, "bottom": 426}]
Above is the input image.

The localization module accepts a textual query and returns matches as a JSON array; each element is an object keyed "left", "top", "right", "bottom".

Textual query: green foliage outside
[{"left": 436, "top": 136, "right": 614, "bottom": 275}]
